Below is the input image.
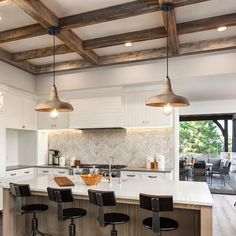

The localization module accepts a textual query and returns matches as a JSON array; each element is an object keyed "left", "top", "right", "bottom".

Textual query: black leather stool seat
[
  {"left": 63, "top": 208, "right": 87, "bottom": 220},
  {"left": 104, "top": 213, "right": 130, "bottom": 225},
  {"left": 21, "top": 204, "right": 48, "bottom": 213},
  {"left": 143, "top": 217, "right": 179, "bottom": 231}
]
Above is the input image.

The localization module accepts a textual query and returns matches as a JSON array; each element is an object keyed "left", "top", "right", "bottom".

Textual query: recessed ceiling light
[
  {"left": 124, "top": 42, "right": 132, "bottom": 47},
  {"left": 0, "top": 16, "right": 2, "bottom": 21},
  {"left": 0, "top": 0, "right": 8, "bottom": 6},
  {"left": 217, "top": 26, "right": 227, "bottom": 32}
]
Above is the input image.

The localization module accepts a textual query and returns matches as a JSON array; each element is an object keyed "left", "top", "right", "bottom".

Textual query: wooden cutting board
[{"left": 54, "top": 177, "right": 75, "bottom": 187}]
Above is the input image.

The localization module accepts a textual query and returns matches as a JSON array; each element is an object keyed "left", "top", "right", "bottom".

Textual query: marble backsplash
[{"left": 48, "top": 128, "right": 174, "bottom": 168}]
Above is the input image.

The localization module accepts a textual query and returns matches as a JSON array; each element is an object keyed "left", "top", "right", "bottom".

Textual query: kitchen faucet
[{"left": 108, "top": 156, "right": 113, "bottom": 183}]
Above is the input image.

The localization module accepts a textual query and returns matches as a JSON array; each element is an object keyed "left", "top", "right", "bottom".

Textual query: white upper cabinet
[
  {"left": 5, "top": 91, "right": 37, "bottom": 130},
  {"left": 38, "top": 112, "right": 69, "bottom": 130},
  {"left": 23, "top": 97, "right": 37, "bottom": 130},
  {"left": 123, "top": 90, "right": 172, "bottom": 128},
  {"left": 70, "top": 96, "right": 123, "bottom": 129}
]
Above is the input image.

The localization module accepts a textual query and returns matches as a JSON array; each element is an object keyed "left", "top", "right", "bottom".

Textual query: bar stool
[
  {"left": 47, "top": 187, "right": 87, "bottom": 236},
  {"left": 88, "top": 189, "right": 130, "bottom": 236},
  {"left": 139, "top": 193, "right": 178, "bottom": 235},
  {"left": 9, "top": 183, "right": 51, "bottom": 236}
]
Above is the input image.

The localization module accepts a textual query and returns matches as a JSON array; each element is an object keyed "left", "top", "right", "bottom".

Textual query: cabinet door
[
  {"left": 5, "top": 92, "right": 23, "bottom": 129},
  {"left": 123, "top": 91, "right": 146, "bottom": 127},
  {"left": 23, "top": 97, "right": 37, "bottom": 130},
  {"left": 38, "top": 112, "right": 69, "bottom": 130},
  {"left": 145, "top": 91, "right": 173, "bottom": 128}
]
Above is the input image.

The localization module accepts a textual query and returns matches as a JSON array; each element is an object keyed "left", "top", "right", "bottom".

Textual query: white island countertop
[{"left": 1, "top": 175, "right": 214, "bottom": 207}]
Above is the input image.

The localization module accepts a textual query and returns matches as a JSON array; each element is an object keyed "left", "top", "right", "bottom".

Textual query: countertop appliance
[
  {"left": 69, "top": 164, "right": 126, "bottom": 177},
  {"left": 49, "top": 149, "right": 61, "bottom": 165}
]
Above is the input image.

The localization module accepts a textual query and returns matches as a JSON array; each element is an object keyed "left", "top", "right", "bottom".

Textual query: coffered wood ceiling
[{"left": 0, "top": 0, "right": 235, "bottom": 74}]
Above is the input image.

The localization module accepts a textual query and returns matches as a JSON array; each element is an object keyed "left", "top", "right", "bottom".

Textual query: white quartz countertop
[{"left": 1, "top": 176, "right": 214, "bottom": 207}]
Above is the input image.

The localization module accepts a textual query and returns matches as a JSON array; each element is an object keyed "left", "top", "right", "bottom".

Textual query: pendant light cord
[
  {"left": 53, "top": 34, "right": 56, "bottom": 87},
  {"left": 166, "top": 9, "right": 169, "bottom": 78}
]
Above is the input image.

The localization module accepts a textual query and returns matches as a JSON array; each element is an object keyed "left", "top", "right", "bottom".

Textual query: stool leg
[
  {"left": 111, "top": 225, "right": 117, "bottom": 236},
  {"left": 28, "top": 213, "right": 52, "bottom": 236},
  {"left": 69, "top": 219, "right": 76, "bottom": 236}
]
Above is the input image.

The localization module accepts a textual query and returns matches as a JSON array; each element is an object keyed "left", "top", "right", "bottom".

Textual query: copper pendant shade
[
  {"left": 35, "top": 85, "right": 73, "bottom": 112},
  {"left": 146, "top": 3, "right": 189, "bottom": 108},
  {"left": 146, "top": 76, "right": 189, "bottom": 107},
  {"left": 35, "top": 27, "right": 73, "bottom": 113}
]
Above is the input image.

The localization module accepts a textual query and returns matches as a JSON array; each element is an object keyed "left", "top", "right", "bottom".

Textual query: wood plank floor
[
  {"left": 0, "top": 195, "right": 235, "bottom": 236},
  {"left": 213, "top": 194, "right": 236, "bottom": 236}
]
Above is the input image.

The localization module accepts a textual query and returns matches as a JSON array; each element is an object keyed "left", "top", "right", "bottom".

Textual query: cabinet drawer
[
  {"left": 37, "top": 168, "right": 54, "bottom": 175},
  {"left": 121, "top": 171, "right": 142, "bottom": 178},
  {"left": 142, "top": 173, "right": 164, "bottom": 180},
  {"left": 7, "top": 168, "right": 34, "bottom": 179},
  {"left": 54, "top": 169, "right": 69, "bottom": 175},
  {"left": 6, "top": 170, "right": 21, "bottom": 178},
  {"left": 19, "top": 168, "right": 34, "bottom": 176}
]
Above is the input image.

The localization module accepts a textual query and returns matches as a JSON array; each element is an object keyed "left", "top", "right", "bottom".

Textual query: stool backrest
[
  {"left": 47, "top": 187, "right": 73, "bottom": 221},
  {"left": 88, "top": 189, "right": 116, "bottom": 206},
  {"left": 47, "top": 187, "right": 73, "bottom": 203},
  {"left": 9, "top": 183, "right": 31, "bottom": 197},
  {"left": 139, "top": 193, "right": 173, "bottom": 234},
  {"left": 88, "top": 189, "right": 116, "bottom": 227}
]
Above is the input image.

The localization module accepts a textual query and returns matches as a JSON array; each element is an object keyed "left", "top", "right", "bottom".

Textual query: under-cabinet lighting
[{"left": 217, "top": 26, "right": 227, "bottom": 32}]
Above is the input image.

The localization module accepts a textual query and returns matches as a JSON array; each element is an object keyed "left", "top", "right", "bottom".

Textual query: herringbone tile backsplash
[{"left": 48, "top": 128, "right": 174, "bottom": 168}]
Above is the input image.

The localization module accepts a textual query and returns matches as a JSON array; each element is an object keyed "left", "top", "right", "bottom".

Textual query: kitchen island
[{"left": 2, "top": 176, "right": 213, "bottom": 236}]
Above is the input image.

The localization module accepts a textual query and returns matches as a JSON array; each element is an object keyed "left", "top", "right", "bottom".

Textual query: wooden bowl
[{"left": 80, "top": 174, "right": 102, "bottom": 186}]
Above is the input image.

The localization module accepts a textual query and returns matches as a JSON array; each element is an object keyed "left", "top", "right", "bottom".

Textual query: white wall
[
  {"left": 36, "top": 51, "right": 236, "bottom": 101},
  {"left": 179, "top": 99, "right": 236, "bottom": 115},
  {"left": 0, "top": 61, "right": 35, "bottom": 93},
  {"left": 6, "top": 129, "right": 19, "bottom": 166}
]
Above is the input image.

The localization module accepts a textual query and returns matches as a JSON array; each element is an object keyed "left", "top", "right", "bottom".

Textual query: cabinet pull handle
[
  {"left": 148, "top": 176, "right": 157, "bottom": 178},
  {"left": 127, "top": 174, "right": 135, "bottom": 177},
  {"left": 58, "top": 171, "right": 65, "bottom": 174},
  {"left": 42, "top": 171, "right": 49, "bottom": 173},
  {"left": 10, "top": 173, "right": 16, "bottom": 176},
  {"left": 24, "top": 171, "right": 30, "bottom": 174}
]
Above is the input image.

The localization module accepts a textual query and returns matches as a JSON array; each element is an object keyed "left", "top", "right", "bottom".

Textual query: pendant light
[
  {"left": 145, "top": 3, "right": 189, "bottom": 115},
  {"left": 35, "top": 27, "right": 73, "bottom": 117}
]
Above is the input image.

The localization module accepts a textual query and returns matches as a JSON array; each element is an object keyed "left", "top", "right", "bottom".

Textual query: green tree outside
[{"left": 179, "top": 121, "right": 224, "bottom": 158}]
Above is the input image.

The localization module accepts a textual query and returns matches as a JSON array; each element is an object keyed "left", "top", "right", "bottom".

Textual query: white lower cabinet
[
  {"left": 37, "top": 168, "right": 69, "bottom": 176},
  {"left": 121, "top": 171, "right": 172, "bottom": 180},
  {"left": 6, "top": 168, "right": 35, "bottom": 180}
]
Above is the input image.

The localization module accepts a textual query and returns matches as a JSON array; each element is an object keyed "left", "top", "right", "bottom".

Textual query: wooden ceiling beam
[
  {"left": 178, "top": 13, "right": 236, "bottom": 34},
  {"left": 0, "top": 24, "right": 46, "bottom": 43},
  {"left": 35, "top": 35, "right": 236, "bottom": 74},
  {"left": 11, "top": 0, "right": 99, "bottom": 65},
  {"left": 83, "top": 27, "right": 167, "bottom": 49},
  {"left": 59, "top": 0, "right": 209, "bottom": 29},
  {"left": 0, "top": 0, "right": 210, "bottom": 45},
  {"left": 12, "top": 44, "right": 73, "bottom": 61},
  {"left": 159, "top": 0, "right": 179, "bottom": 55},
  {"left": 0, "top": 48, "right": 36, "bottom": 74},
  {"left": 60, "top": 0, "right": 160, "bottom": 29},
  {"left": 11, "top": 12, "right": 236, "bottom": 60}
]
